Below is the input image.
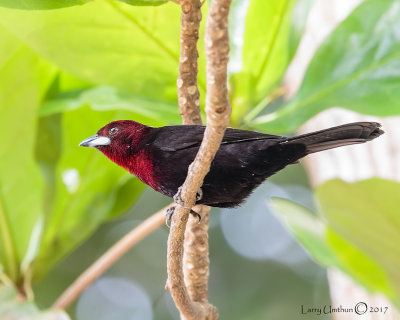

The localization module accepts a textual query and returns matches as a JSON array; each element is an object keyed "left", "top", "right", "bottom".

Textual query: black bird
[{"left": 80, "top": 121, "right": 383, "bottom": 208}]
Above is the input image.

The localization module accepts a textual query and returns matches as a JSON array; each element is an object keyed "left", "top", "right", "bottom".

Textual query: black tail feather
[{"left": 284, "top": 122, "right": 384, "bottom": 154}]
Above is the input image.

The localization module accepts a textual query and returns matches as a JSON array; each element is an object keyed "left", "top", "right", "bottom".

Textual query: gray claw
[
  {"left": 165, "top": 206, "right": 175, "bottom": 227},
  {"left": 196, "top": 188, "right": 203, "bottom": 201},
  {"left": 173, "top": 186, "right": 186, "bottom": 207},
  {"left": 190, "top": 209, "right": 202, "bottom": 223},
  {"left": 172, "top": 186, "right": 202, "bottom": 223}
]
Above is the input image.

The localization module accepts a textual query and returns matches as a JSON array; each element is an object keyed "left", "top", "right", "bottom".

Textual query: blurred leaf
[
  {"left": 39, "top": 85, "right": 181, "bottom": 125},
  {"left": 35, "top": 115, "right": 62, "bottom": 216},
  {"left": 0, "top": 284, "right": 70, "bottom": 320},
  {"left": 271, "top": 198, "right": 343, "bottom": 267},
  {"left": 288, "top": 0, "right": 313, "bottom": 61},
  {"left": 108, "top": 175, "right": 146, "bottom": 218},
  {"left": 0, "top": 25, "right": 57, "bottom": 282},
  {"left": 317, "top": 178, "right": 400, "bottom": 302},
  {"left": 230, "top": 0, "right": 297, "bottom": 124},
  {"left": 252, "top": 0, "right": 400, "bottom": 133},
  {"left": 58, "top": 72, "right": 93, "bottom": 92},
  {"left": 0, "top": 0, "right": 186, "bottom": 101},
  {"left": 33, "top": 107, "right": 145, "bottom": 279},
  {"left": 273, "top": 189, "right": 400, "bottom": 303},
  {"left": 0, "top": 0, "right": 90, "bottom": 10},
  {"left": 117, "top": 0, "right": 167, "bottom": 6},
  {"left": 326, "top": 228, "right": 397, "bottom": 300}
]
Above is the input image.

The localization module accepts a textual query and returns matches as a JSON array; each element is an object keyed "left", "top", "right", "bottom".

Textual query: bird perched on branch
[{"left": 80, "top": 121, "right": 383, "bottom": 211}]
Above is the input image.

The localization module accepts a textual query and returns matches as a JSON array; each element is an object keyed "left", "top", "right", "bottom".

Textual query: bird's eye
[{"left": 109, "top": 127, "right": 118, "bottom": 135}]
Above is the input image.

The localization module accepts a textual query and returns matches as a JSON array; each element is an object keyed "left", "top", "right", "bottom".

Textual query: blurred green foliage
[
  {"left": 273, "top": 178, "right": 400, "bottom": 308},
  {"left": 251, "top": 0, "right": 400, "bottom": 132},
  {"left": 0, "top": 0, "right": 400, "bottom": 318}
]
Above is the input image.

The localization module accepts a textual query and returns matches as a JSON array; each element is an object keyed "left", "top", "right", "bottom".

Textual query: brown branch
[
  {"left": 52, "top": 204, "right": 169, "bottom": 310},
  {"left": 178, "top": 0, "right": 214, "bottom": 309},
  {"left": 166, "top": 0, "right": 232, "bottom": 318},
  {"left": 183, "top": 205, "right": 211, "bottom": 302},
  {"left": 177, "top": 0, "right": 203, "bottom": 125}
]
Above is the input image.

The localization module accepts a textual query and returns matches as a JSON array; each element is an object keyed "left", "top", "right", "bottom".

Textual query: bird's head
[{"left": 79, "top": 120, "right": 149, "bottom": 164}]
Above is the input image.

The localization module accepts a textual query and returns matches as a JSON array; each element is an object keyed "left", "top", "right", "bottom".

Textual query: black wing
[{"left": 152, "top": 125, "right": 284, "bottom": 152}]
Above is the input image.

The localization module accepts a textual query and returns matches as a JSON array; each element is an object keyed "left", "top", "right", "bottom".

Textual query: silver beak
[{"left": 79, "top": 135, "right": 111, "bottom": 147}]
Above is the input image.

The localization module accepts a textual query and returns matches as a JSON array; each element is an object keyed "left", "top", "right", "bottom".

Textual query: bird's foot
[
  {"left": 196, "top": 187, "right": 203, "bottom": 201},
  {"left": 171, "top": 187, "right": 202, "bottom": 223},
  {"left": 165, "top": 199, "right": 202, "bottom": 227},
  {"left": 173, "top": 186, "right": 186, "bottom": 207},
  {"left": 174, "top": 186, "right": 203, "bottom": 204},
  {"left": 165, "top": 206, "right": 175, "bottom": 227},
  {"left": 189, "top": 209, "right": 202, "bottom": 222}
]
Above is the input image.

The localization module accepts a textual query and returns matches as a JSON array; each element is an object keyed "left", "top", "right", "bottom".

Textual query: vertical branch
[
  {"left": 178, "top": 0, "right": 214, "bottom": 311},
  {"left": 178, "top": 0, "right": 203, "bottom": 126},
  {"left": 167, "top": 0, "right": 232, "bottom": 319},
  {"left": 178, "top": 0, "right": 214, "bottom": 308},
  {"left": 183, "top": 205, "right": 211, "bottom": 302}
]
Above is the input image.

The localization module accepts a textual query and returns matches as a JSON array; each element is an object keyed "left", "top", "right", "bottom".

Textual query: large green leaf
[
  {"left": 0, "top": 0, "right": 90, "bottom": 10},
  {"left": 242, "top": 0, "right": 294, "bottom": 97},
  {"left": 117, "top": 0, "right": 167, "bottom": 5},
  {"left": 33, "top": 107, "right": 145, "bottom": 279},
  {"left": 287, "top": 0, "right": 313, "bottom": 61},
  {"left": 0, "top": 25, "right": 57, "bottom": 283},
  {"left": 252, "top": 0, "right": 400, "bottom": 133},
  {"left": 317, "top": 178, "right": 400, "bottom": 302},
  {"left": 273, "top": 180, "right": 400, "bottom": 305},
  {"left": 229, "top": 0, "right": 297, "bottom": 124},
  {"left": 39, "top": 85, "right": 181, "bottom": 125},
  {"left": 271, "top": 198, "right": 343, "bottom": 268},
  {"left": 0, "top": 0, "right": 186, "bottom": 282},
  {"left": 326, "top": 228, "right": 397, "bottom": 300},
  {"left": 273, "top": 197, "right": 398, "bottom": 301},
  {"left": 0, "top": 0, "right": 186, "bottom": 101}
]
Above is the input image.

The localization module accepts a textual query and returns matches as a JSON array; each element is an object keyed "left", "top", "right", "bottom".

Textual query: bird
[{"left": 79, "top": 120, "right": 383, "bottom": 212}]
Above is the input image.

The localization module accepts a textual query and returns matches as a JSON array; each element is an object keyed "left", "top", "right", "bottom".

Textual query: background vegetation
[{"left": 0, "top": 0, "right": 399, "bottom": 319}]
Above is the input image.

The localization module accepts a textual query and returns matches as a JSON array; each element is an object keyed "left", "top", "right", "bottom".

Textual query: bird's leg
[
  {"left": 189, "top": 209, "right": 201, "bottom": 222},
  {"left": 173, "top": 186, "right": 186, "bottom": 207},
  {"left": 171, "top": 187, "right": 202, "bottom": 222},
  {"left": 174, "top": 186, "right": 203, "bottom": 205},
  {"left": 196, "top": 187, "right": 203, "bottom": 201},
  {"left": 165, "top": 206, "right": 176, "bottom": 227},
  {"left": 165, "top": 205, "right": 201, "bottom": 226}
]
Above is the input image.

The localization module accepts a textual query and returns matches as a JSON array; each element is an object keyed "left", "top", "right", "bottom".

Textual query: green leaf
[
  {"left": 33, "top": 106, "right": 146, "bottom": 279},
  {"left": 288, "top": 0, "right": 313, "bottom": 61},
  {"left": 117, "top": 0, "right": 168, "bottom": 6},
  {"left": 271, "top": 197, "right": 345, "bottom": 268},
  {"left": 0, "top": 0, "right": 185, "bottom": 101},
  {"left": 0, "top": 284, "right": 70, "bottom": 320},
  {"left": 39, "top": 85, "right": 181, "bottom": 125},
  {"left": 230, "top": 0, "right": 296, "bottom": 124},
  {"left": 272, "top": 193, "right": 400, "bottom": 303},
  {"left": 252, "top": 0, "right": 400, "bottom": 133},
  {"left": 317, "top": 178, "right": 400, "bottom": 303},
  {"left": 0, "top": 25, "right": 57, "bottom": 282},
  {"left": 0, "top": 0, "right": 90, "bottom": 10},
  {"left": 326, "top": 228, "right": 397, "bottom": 300}
]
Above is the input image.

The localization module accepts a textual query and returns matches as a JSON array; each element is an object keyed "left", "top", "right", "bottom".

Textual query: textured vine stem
[
  {"left": 183, "top": 205, "right": 211, "bottom": 302},
  {"left": 178, "top": 0, "right": 203, "bottom": 126},
  {"left": 166, "top": 0, "right": 232, "bottom": 318},
  {"left": 179, "top": 0, "right": 215, "bottom": 309}
]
